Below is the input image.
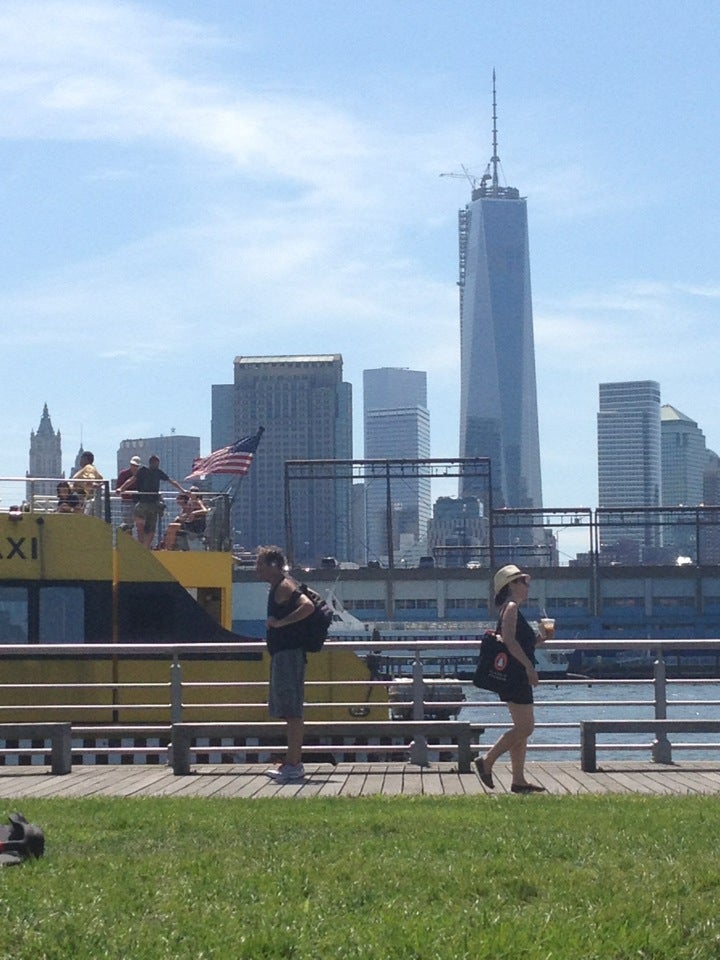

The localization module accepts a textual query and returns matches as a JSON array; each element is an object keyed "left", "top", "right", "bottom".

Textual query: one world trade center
[{"left": 457, "top": 75, "right": 542, "bottom": 513}]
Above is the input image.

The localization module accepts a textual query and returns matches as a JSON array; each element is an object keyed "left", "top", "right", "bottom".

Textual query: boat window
[
  {"left": 344, "top": 599, "right": 386, "bottom": 611},
  {"left": 446, "top": 598, "right": 488, "bottom": 611},
  {"left": 396, "top": 599, "right": 437, "bottom": 610},
  {"left": 653, "top": 596, "right": 694, "bottom": 608},
  {"left": 545, "top": 597, "right": 589, "bottom": 609},
  {"left": 0, "top": 587, "right": 28, "bottom": 644},
  {"left": 39, "top": 587, "right": 84, "bottom": 644}
]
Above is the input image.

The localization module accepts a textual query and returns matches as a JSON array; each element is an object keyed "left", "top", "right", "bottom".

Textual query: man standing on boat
[
  {"left": 72, "top": 451, "right": 103, "bottom": 515},
  {"left": 115, "top": 455, "right": 141, "bottom": 529},
  {"left": 119, "top": 454, "right": 185, "bottom": 548},
  {"left": 255, "top": 546, "right": 314, "bottom": 783}
]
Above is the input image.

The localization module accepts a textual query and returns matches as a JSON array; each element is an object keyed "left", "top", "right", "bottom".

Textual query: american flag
[{"left": 185, "top": 427, "right": 264, "bottom": 480}]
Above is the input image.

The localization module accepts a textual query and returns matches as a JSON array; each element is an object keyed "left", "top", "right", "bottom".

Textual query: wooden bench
[
  {"left": 171, "top": 720, "right": 474, "bottom": 775},
  {"left": 0, "top": 722, "right": 72, "bottom": 774},
  {"left": 71, "top": 725, "right": 171, "bottom": 761},
  {"left": 580, "top": 719, "right": 720, "bottom": 772}
]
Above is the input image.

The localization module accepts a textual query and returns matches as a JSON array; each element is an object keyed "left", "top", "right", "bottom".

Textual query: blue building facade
[{"left": 363, "top": 368, "right": 431, "bottom": 564}]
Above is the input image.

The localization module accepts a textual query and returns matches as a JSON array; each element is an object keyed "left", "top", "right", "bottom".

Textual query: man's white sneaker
[{"left": 266, "top": 763, "right": 305, "bottom": 783}]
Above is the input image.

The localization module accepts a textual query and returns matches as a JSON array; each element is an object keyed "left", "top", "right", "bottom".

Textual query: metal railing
[
  {"left": 6, "top": 478, "right": 720, "bottom": 567},
  {"left": 0, "top": 639, "right": 720, "bottom": 764},
  {"left": 2, "top": 478, "right": 233, "bottom": 551}
]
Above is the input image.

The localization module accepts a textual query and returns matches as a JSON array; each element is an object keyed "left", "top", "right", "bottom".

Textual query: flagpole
[
  {"left": 185, "top": 427, "right": 264, "bottom": 554},
  {"left": 222, "top": 477, "right": 243, "bottom": 550}
]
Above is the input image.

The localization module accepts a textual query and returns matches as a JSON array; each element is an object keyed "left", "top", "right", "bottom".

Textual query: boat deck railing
[
  {"left": 2, "top": 477, "right": 233, "bottom": 551},
  {"left": 7, "top": 478, "right": 720, "bottom": 569},
  {"left": 0, "top": 639, "right": 720, "bottom": 764}
]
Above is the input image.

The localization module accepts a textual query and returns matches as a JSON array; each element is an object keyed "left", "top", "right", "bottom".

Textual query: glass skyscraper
[
  {"left": 457, "top": 82, "right": 542, "bottom": 512},
  {"left": 363, "top": 367, "right": 431, "bottom": 563},
  {"left": 597, "top": 381, "right": 662, "bottom": 508},
  {"left": 232, "top": 355, "right": 352, "bottom": 565},
  {"left": 660, "top": 404, "right": 707, "bottom": 508},
  {"left": 597, "top": 380, "right": 662, "bottom": 557},
  {"left": 661, "top": 403, "right": 708, "bottom": 557}
]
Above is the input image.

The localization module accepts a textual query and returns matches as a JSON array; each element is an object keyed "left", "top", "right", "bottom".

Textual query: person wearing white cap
[
  {"left": 115, "top": 456, "right": 141, "bottom": 528},
  {"left": 474, "top": 564, "right": 550, "bottom": 794}
]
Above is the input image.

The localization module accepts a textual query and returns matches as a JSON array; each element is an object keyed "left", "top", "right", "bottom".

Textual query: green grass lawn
[{"left": 0, "top": 794, "right": 718, "bottom": 959}]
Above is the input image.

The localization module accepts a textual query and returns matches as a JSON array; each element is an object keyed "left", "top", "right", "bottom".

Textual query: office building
[
  {"left": 206, "top": 383, "right": 237, "bottom": 495},
  {"left": 661, "top": 404, "right": 708, "bottom": 558},
  {"left": 363, "top": 368, "right": 431, "bottom": 564},
  {"left": 598, "top": 381, "right": 662, "bottom": 507},
  {"left": 705, "top": 451, "right": 720, "bottom": 505},
  {"left": 350, "top": 482, "right": 367, "bottom": 566},
  {"left": 27, "top": 403, "right": 63, "bottom": 498},
  {"left": 426, "top": 496, "right": 488, "bottom": 568},
  {"left": 211, "top": 384, "right": 235, "bottom": 454},
  {"left": 232, "top": 355, "right": 352, "bottom": 564},
  {"left": 597, "top": 381, "right": 661, "bottom": 557},
  {"left": 457, "top": 76, "right": 542, "bottom": 512},
  {"left": 702, "top": 451, "right": 720, "bottom": 563},
  {"left": 661, "top": 405, "right": 707, "bottom": 507},
  {"left": 116, "top": 435, "right": 200, "bottom": 485}
]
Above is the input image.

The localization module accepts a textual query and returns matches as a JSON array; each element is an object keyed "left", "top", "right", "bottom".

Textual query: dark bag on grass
[
  {"left": 0, "top": 813, "right": 45, "bottom": 867},
  {"left": 472, "top": 630, "right": 526, "bottom": 694},
  {"left": 299, "top": 584, "right": 334, "bottom": 653}
]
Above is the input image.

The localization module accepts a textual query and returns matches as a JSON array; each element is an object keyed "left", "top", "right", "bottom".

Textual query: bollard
[
  {"left": 409, "top": 734, "right": 429, "bottom": 767},
  {"left": 170, "top": 654, "right": 184, "bottom": 724},
  {"left": 411, "top": 651, "right": 425, "bottom": 720},
  {"left": 168, "top": 655, "right": 184, "bottom": 768},
  {"left": 651, "top": 648, "right": 672, "bottom": 764}
]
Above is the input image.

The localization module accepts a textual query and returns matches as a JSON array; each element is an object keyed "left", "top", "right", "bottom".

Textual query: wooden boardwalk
[{"left": 1, "top": 760, "right": 720, "bottom": 799}]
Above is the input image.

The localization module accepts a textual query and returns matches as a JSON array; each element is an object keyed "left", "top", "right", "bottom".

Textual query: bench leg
[
  {"left": 172, "top": 731, "right": 191, "bottom": 775},
  {"left": 580, "top": 726, "right": 597, "bottom": 773},
  {"left": 51, "top": 726, "right": 72, "bottom": 775},
  {"left": 456, "top": 731, "right": 471, "bottom": 774}
]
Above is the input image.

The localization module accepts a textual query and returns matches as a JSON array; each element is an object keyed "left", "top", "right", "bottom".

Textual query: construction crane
[
  {"left": 440, "top": 70, "right": 506, "bottom": 199},
  {"left": 439, "top": 164, "right": 492, "bottom": 194}
]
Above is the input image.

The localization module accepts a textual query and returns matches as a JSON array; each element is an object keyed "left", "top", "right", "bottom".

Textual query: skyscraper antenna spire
[{"left": 491, "top": 69, "right": 499, "bottom": 197}]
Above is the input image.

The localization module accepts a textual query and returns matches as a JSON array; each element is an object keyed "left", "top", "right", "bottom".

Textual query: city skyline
[{"left": 3, "top": 2, "right": 720, "bottom": 514}]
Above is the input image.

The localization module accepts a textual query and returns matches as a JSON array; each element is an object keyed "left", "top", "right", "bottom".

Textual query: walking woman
[{"left": 475, "top": 564, "right": 549, "bottom": 794}]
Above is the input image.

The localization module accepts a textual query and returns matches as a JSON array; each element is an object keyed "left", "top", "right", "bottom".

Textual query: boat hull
[{"left": 0, "top": 512, "right": 385, "bottom": 723}]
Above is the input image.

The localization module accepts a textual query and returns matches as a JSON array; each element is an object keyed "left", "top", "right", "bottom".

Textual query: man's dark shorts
[
  {"left": 269, "top": 647, "right": 306, "bottom": 718},
  {"left": 134, "top": 502, "right": 162, "bottom": 535}
]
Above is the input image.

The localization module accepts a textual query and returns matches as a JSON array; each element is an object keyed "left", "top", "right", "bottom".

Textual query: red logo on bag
[{"left": 493, "top": 651, "right": 508, "bottom": 671}]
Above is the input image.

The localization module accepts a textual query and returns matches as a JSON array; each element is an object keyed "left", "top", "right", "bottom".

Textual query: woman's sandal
[
  {"left": 474, "top": 757, "right": 495, "bottom": 789},
  {"left": 511, "top": 783, "right": 546, "bottom": 794}
]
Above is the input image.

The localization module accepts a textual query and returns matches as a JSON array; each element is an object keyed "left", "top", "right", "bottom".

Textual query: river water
[{"left": 458, "top": 680, "right": 720, "bottom": 762}]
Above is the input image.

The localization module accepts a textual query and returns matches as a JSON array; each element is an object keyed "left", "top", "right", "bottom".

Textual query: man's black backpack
[
  {"left": 0, "top": 813, "right": 45, "bottom": 867},
  {"left": 299, "top": 584, "right": 334, "bottom": 652}
]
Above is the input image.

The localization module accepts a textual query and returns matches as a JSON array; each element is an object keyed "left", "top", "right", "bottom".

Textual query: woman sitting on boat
[
  {"left": 474, "top": 564, "right": 550, "bottom": 795},
  {"left": 164, "top": 489, "right": 208, "bottom": 550},
  {"left": 56, "top": 481, "right": 82, "bottom": 514}
]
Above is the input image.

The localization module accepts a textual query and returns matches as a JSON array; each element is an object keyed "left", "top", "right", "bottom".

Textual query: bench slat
[
  {"left": 171, "top": 721, "right": 473, "bottom": 775},
  {"left": 0, "top": 722, "right": 72, "bottom": 775},
  {"left": 580, "top": 719, "right": 720, "bottom": 772}
]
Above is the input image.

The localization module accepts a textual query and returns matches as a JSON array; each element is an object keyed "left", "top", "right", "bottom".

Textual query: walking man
[{"left": 255, "top": 546, "right": 314, "bottom": 783}]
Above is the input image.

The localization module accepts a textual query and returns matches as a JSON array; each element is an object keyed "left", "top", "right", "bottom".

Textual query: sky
[{"left": 3, "top": 0, "right": 720, "bottom": 531}]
